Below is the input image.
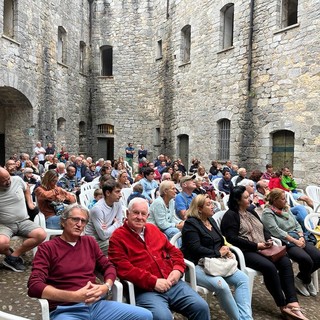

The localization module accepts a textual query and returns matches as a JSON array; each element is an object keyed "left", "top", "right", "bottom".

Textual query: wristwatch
[{"left": 105, "top": 283, "right": 112, "bottom": 295}]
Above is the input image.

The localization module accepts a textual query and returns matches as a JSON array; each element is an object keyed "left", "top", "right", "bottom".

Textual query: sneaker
[
  {"left": 295, "top": 277, "right": 310, "bottom": 297},
  {"left": 2, "top": 255, "right": 26, "bottom": 272},
  {"left": 307, "top": 282, "right": 317, "bottom": 296},
  {"left": 8, "top": 248, "right": 24, "bottom": 263}
]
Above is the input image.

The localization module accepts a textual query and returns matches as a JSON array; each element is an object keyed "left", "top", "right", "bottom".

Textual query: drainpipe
[
  {"left": 88, "top": 0, "right": 94, "bottom": 46},
  {"left": 247, "top": 0, "right": 254, "bottom": 104}
]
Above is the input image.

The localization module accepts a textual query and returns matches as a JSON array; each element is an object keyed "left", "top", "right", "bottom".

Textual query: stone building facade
[{"left": 0, "top": 0, "right": 319, "bottom": 184}]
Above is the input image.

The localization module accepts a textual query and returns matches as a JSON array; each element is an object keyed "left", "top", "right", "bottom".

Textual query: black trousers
[
  {"left": 287, "top": 242, "right": 320, "bottom": 284},
  {"left": 244, "top": 251, "right": 297, "bottom": 306}
]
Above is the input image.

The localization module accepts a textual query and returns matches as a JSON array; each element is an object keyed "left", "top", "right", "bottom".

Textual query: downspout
[
  {"left": 247, "top": 0, "right": 254, "bottom": 109},
  {"left": 88, "top": 0, "right": 94, "bottom": 46}
]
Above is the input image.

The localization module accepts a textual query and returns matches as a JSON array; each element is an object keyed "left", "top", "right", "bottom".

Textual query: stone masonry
[{"left": 0, "top": 0, "right": 319, "bottom": 185}]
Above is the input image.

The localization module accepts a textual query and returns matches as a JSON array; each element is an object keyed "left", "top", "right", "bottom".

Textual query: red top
[
  {"left": 268, "top": 177, "right": 289, "bottom": 191},
  {"left": 109, "top": 222, "right": 185, "bottom": 291},
  {"left": 28, "top": 236, "right": 116, "bottom": 310}
]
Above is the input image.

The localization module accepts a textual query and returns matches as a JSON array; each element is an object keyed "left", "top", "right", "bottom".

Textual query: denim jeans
[
  {"left": 163, "top": 227, "right": 181, "bottom": 247},
  {"left": 46, "top": 215, "right": 61, "bottom": 230},
  {"left": 195, "top": 266, "right": 252, "bottom": 320},
  {"left": 135, "top": 280, "right": 210, "bottom": 320},
  {"left": 50, "top": 300, "right": 152, "bottom": 320},
  {"left": 290, "top": 205, "right": 308, "bottom": 232}
]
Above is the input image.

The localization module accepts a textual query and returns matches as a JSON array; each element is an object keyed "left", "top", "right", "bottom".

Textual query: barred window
[
  {"left": 218, "top": 119, "right": 230, "bottom": 161},
  {"left": 98, "top": 124, "right": 114, "bottom": 135}
]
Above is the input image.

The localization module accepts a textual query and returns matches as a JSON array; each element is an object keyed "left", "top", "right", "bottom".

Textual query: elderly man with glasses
[{"left": 28, "top": 204, "right": 152, "bottom": 320}]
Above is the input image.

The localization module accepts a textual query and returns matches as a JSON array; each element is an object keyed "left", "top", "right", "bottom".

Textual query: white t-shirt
[
  {"left": 0, "top": 176, "right": 28, "bottom": 224},
  {"left": 34, "top": 146, "right": 46, "bottom": 161}
]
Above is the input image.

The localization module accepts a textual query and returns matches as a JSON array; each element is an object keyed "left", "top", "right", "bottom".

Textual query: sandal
[{"left": 281, "top": 306, "right": 309, "bottom": 320}]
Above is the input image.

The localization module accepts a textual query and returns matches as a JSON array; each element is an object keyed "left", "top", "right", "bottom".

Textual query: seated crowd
[{"left": 0, "top": 142, "right": 319, "bottom": 320}]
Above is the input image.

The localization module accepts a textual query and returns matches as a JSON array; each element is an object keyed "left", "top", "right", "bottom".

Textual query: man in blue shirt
[{"left": 175, "top": 175, "right": 196, "bottom": 220}]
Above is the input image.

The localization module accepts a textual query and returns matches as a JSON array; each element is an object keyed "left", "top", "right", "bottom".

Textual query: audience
[
  {"left": 218, "top": 170, "right": 233, "bottom": 194},
  {"left": 139, "top": 167, "right": 158, "bottom": 203}
]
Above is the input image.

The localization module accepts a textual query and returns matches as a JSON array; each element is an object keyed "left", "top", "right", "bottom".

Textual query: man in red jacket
[{"left": 109, "top": 198, "right": 210, "bottom": 320}]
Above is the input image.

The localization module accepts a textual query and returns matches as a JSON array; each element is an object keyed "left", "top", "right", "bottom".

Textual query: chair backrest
[
  {"left": 212, "top": 210, "right": 226, "bottom": 229},
  {"left": 34, "top": 211, "right": 47, "bottom": 229},
  {"left": 211, "top": 178, "right": 222, "bottom": 191},
  {"left": 121, "top": 187, "right": 133, "bottom": 207},
  {"left": 80, "top": 181, "right": 96, "bottom": 193},
  {"left": 306, "top": 186, "right": 320, "bottom": 211},
  {"left": 285, "top": 191, "right": 298, "bottom": 207},
  {"left": 304, "top": 213, "right": 320, "bottom": 234},
  {"left": 170, "top": 231, "right": 182, "bottom": 248},
  {"left": 212, "top": 200, "right": 221, "bottom": 211},
  {"left": 79, "top": 188, "right": 95, "bottom": 209},
  {"left": 223, "top": 194, "right": 229, "bottom": 210},
  {"left": 231, "top": 175, "right": 238, "bottom": 186}
]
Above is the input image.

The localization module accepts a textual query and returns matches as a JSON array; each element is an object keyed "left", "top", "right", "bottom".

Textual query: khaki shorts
[{"left": 0, "top": 218, "right": 41, "bottom": 239}]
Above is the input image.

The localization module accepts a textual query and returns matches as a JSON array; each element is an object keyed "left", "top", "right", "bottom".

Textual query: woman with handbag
[
  {"left": 261, "top": 188, "right": 320, "bottom": 297},
  {"left": 35, "top": 170, "right": 76, "bottom": 229},
  {"left": 182, "top": 194, "right": 252, "bottom": 320},
  {"left": 221, "top": 186, "right": 309, "bottom": 320}
]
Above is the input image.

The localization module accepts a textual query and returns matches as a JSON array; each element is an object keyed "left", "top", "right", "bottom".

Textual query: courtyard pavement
[{"left": 0, "top": 240, "right": 319, "bottom": 320}]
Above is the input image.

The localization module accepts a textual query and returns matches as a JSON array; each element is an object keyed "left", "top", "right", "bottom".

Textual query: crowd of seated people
[{"left": 2, "top": 144, "right": 320, "bottom": 320}]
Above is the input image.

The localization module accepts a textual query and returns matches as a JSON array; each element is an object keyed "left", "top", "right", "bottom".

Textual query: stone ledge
[
  {"left": 273, "top": 23, "right": 300, "bottom": 35},
  {"left": 1, "top": 35, "right": 21, "bottom": 46}
]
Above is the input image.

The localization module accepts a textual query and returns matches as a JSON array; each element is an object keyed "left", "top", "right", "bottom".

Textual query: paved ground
[{"left": 0, "top": 240, "right": 319, "bottom": 320}]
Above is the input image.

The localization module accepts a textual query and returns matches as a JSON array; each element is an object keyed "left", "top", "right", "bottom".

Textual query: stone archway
[{"left": 0, "top": 86, "right": 34, "bottom": 164}]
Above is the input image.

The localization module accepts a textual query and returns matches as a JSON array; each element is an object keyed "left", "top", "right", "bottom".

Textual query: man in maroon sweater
[
  {"left": 27, "top": 204, "right": 152, "bottom": 320},
  {"left": 109, "top": 198, "right": 210, "bottom": 320}
]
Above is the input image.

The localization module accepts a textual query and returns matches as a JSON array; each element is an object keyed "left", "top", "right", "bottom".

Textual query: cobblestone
[{"left": 0, "top": 240, "right": 319, "bottom": 319}]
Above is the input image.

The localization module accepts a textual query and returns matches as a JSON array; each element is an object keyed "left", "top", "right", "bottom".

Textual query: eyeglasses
[{"left": 67, "top": 217, "right": 88, "bottom": 224}]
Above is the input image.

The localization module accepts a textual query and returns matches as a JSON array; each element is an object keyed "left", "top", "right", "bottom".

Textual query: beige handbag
[{"left": 199, "top": 253, "right": 238, "bottom": 277}]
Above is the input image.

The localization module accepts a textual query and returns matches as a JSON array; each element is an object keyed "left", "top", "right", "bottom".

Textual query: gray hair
[
  {"left": 159, "top": 180, "right": 174, "bottom": 197},
  {"left": 237, "top": 179, "right": 254, "bottom": 187},
  {"left": 127, "top": 197, "right": 149, "bottom": 212},
  {"left": 60, "top": 204, "right": 89, "bottom": 228}
]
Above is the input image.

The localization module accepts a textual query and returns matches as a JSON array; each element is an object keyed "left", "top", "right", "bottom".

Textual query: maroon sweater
[{"left": 28, "top": 235, "right": 116, "bottom": 311}]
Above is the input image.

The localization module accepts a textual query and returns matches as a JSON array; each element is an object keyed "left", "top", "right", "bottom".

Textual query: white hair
[
  {"left": 237, "top": 179, "right": 254, "bottom": 187},
  {"left": 127, "top": 197, "right": 149, "bottom": 211}
]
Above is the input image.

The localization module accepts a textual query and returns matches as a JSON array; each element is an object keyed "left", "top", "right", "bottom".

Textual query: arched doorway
[
  {"left": 272, "top": 130, "right": 294, "bottom": 171},
  {"left": 178, "top": 134, "right": 189, "bottom": 169},
  {"left": 0, "top": 86, "right": 33, "bottom": 165}
]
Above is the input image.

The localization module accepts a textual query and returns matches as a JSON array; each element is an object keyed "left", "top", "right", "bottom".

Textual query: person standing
[
  {"left": 138, "top": 145, "right": 148, "bottom": 163},
  {"left": 34, "top": 142, "right": 46, "bottom": 166},
  {"left": 125, "top": 143, "right": 135, "bottom": 170}
]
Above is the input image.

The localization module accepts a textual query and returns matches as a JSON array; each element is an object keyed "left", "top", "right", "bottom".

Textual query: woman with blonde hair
[
  {"left": 35, "top": 170, "right": 76, "bottom": 229},
  {"left": 262, "top": 188, "right": 320, "bottom": 297},
  {"left": 182, "top": 194, "right": 252, "bottom": 320}
]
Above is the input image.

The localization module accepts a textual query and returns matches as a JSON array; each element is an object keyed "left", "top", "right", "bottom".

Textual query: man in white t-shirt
[
  {"left": 34, "top": 142, "right": 46, "bottom": 165},
  {"left": 85, "top": 179, "right": 123, "bottom": 255},
  {"left": 0, "top": 167, "right": 46, "bottom": 272}
]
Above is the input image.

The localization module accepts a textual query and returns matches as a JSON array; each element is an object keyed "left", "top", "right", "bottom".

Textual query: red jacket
[
  {"left": 109, "top": 222, "right": 185, "bottom": 291},
  {"left": 268, "top": 177, "right": 289, "bottom": 191}
]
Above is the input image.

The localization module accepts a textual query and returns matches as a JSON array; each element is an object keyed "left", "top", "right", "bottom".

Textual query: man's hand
[
  {"left": 175, "top": 221, "right": 184, "bottom": 230},
  {"left": 73, "top": 281, "right": 107, "bottom": 304},
  {"left": 154, "top": 279, "right": 172, "bottom": 293},
  {"left": 167, "top": 270, "right": 182, "bottom": 286}
]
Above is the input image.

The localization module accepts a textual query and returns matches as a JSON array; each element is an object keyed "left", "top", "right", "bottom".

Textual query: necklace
[{"left": 202, "top": 219, "right": 212, "bottom": 229}]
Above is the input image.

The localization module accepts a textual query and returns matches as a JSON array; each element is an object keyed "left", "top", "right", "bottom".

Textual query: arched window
[
  {"left": 3, "top": 0, "right": 15, "bottom": 38},
  {"left": 272, "top": 130, "right": 294, "bottom": 170},
  {"left": 221, "top": 3, "right": 234, "bottom": 49},
  {"left": 101, "top": 45, "right": 113, "bottom": 76},
  {"left": 218, "top": 119, "right": 230, "bottom": 161},
  {"left": 58, "top": 26, "right": 67, "bottom": 64},
  {"left": 281, "top": 0, "right": 298, "bottom": 28},
  {"left": 181, "top": 25, "right": 191, "bottom": 63},
  {"left": 57, "top": 117, "right": 66, "bottom": 132}
]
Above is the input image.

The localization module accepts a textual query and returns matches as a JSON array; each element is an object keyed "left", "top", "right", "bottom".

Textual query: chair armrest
[
  {"left": 112, "top": 280, "right": 123, "bottom": 302},
  {"left": 304, "top": 213, "right": 320, "bottom": 235},
  {"left": 230, "top": 246, "right": 247, "bottom": 271},
  {"left": 37, "top": 298, "right": 50, "bottom": 320},
  {"left": 184, "top": 258, "right": 197, "bottom": 291},
  {"left": 122, "top": 280, "right": 136, "bottom": 306}
]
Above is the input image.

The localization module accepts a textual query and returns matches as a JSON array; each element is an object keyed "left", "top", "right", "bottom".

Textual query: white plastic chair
[
  {"left": 212, "top": 210, "right": 227, "bottom": 228},
  {"left": 37, "top": 280, "right": 123, "bottom": 320},
  {"left": 211, "top": 178, "right": 226, "bottom": 201},
  {"left": 285, "top": 191, "right": 313, "bottom": 214},
  {"left": 306, "top": 186, "right": 320, "bottom": 212},
  {"left": 79, "top": 188, "right": 95, "bottom": 209},
  {"left": 121, "top": 187, "right": 133, "bottom": 207},
  {"left": 231, "top": 175, "right": 238, "bottom": 186},
  {"left": 34, "top": 212, "right": 63, "bottom": 243},
  {"left": 222, "top": 194, "right": 229, "bottom": 210},
  {"left": 0, "top": 311, "right": 31, "bottom": 320},
  {"left": 80, "top": 181, "right": 96, "bottom": 193}
]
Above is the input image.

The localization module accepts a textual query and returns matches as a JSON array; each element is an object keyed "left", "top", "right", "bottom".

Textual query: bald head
[{"left": 0, "top": 167, "right": 11, "bottom": 190}]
